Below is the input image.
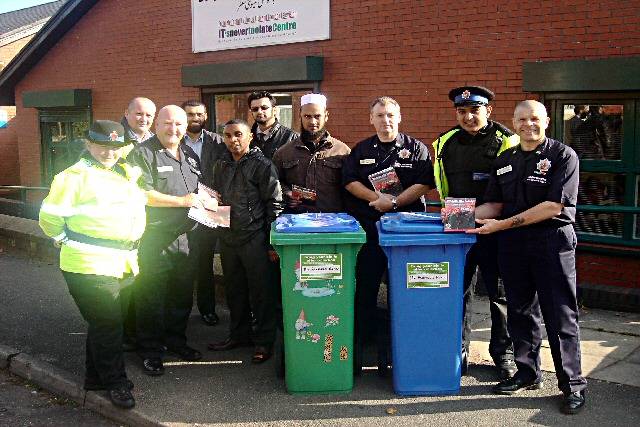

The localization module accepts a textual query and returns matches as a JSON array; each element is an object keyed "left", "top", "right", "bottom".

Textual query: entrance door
[{"left": 39, "top": 109, "right": 91, "bottom": 184}]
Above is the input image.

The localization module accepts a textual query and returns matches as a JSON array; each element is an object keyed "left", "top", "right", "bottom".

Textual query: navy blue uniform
[
  {"left": 484, "top": 137, "right": 587, "bottom": 393},
  {"left": 343, "top": 133, "right": 434, "bottom": 343},
  {"left": 128, "top": 137, "right": 200, "bottom": 359}
]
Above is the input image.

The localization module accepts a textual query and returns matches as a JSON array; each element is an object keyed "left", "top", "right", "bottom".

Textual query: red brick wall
[
  {"left": 7, "top": 0, "right": 640, "bottom": 292},
  {"left": 0, "top": 36, "right": 33, "bottom": 69},
  {"left": 577, "top": 250, "right": 640, "bottom": 289}
]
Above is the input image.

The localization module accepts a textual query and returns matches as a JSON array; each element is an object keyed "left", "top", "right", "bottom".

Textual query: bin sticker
[
  {"left": 339, "top": 346, "right": 348, "bottom": 361},
  {"left": 325, "top": 315, "right": 339, "bottom": 327},
  {"left": 406, "top": 262, "right": 450, "bottom": 288},
  {"left": 300, "top": 254, "right": 342, "bottom": 281},
  {"left": 302, "top": 287, "right": 335, "bottom": 298},
  {"left": 311, "top": 333, "right": 321, "bottom": 343},
  {"left": 324, "top": 334, "right": 334, "bottom": 363},
  {"left": 295, "top": 309, "right": 312, "bottom": 340}
]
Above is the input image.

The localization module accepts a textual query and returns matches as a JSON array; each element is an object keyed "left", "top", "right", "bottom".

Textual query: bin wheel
[{"left": 274, "top": 328, "right": 285, "bottom": 379}]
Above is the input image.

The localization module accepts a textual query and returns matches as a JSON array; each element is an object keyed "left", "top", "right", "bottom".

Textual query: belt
[{"left": 65, "top": 228, "right": 139, "bottom": 250}]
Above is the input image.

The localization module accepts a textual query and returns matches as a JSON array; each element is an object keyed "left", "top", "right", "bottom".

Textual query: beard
[
  {"left": 187, "top": 121, "right": 204, "bottom": 134},
  {"left": 300, "top": 125, "right": 326, "bottom": 142}
]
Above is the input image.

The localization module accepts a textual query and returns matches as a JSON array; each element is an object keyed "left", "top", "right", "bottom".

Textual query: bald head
[
  {"left": 124, "top": 97, "right": 156, "bottom": 139},
  {"left": 512, "top": 100, "right": 550, "bottom": 147},
  {"left": 155, "top": 105, "right": 187, "bottom": 148}
]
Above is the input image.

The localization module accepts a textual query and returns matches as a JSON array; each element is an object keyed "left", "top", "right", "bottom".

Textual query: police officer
[
  {"left": 470, "top": 100, "right": 587, "bottom": 414},
  {"left": 39, "top": 120, "right": 146, "bottom": 409},
  {"left": 128, "top": 105, "right": 215, "bottom": 375},
  {"left": 343, "top": 96, "right": 435, "bottom": 372},
  {"left": 433, "top": 86, "right": 518, "bottom": 379},
  {"left": 272, "top": 93, "right": 350, "bottom": 213}
]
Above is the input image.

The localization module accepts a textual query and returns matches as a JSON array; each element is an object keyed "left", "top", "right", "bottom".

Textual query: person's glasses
[{"left": 250, "top": 105, "right": 271, "bottom": 112}]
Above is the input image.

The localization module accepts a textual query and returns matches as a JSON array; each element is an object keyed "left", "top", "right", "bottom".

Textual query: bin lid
[
  {"left": 379, "top": 212, "right": 445, "bottom": 233},
  {"left": 274, "top": 213, "right": 360, "bottom": 233}
]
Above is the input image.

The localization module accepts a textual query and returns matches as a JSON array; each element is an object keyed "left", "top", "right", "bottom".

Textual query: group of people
[{"left": 38, "top": 86, "right": 586, "bottom": 415}]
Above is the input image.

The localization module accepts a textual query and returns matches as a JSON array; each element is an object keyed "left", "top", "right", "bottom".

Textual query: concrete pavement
[{"left": 1, "top": 248, "right": 639, "bottom": 426}]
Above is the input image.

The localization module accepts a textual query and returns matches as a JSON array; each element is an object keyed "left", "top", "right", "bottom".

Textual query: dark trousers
[
  {"left": 498, "top": 225, "right": 587, "bottom": 393},
  {"left": 462, "top": 233, "right": 513, "bottom": 362},
  {"left": 220, "top": 232, "right": 275, "bottom": 346},
  {"left": 63, "top": 271, "right": 130, "bottom": 389},
  {"left": 354, "top": 225, "right": 388, "bottom": 342},
  {"left": 135, "top": 231, "right": 196, "bottom": 359},
  {"left": 193, "top": 226, "right": 218, "bottom": 316}
]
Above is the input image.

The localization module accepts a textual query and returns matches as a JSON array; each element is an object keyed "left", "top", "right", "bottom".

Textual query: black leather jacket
[
  {"left": 250, "top": 120, "right": 298, "bottom": 160},
  {"left": 212, "top": 147, "right": 283, "bottom": 245}
]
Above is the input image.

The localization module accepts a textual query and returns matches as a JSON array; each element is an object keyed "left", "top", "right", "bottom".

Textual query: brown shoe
[
  {"left": 208, "top": 337, "right": 252, "bottom": 351},
  {"left": 251, "top": 345, "right": 272, "bottom": 364}
]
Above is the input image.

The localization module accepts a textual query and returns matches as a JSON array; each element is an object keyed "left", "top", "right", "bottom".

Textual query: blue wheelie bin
[{"left": 377, "top": 212, "right": 476, "bottom": 396}]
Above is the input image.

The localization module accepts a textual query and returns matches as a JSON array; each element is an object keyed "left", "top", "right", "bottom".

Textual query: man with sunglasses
[{"left": 248, "top": 91, "right": 297, "bottom": 160}]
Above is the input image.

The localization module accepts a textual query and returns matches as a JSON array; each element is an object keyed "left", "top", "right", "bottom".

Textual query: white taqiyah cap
[{"left": 300, "top": 93, "right": 327, "bottom": 108}]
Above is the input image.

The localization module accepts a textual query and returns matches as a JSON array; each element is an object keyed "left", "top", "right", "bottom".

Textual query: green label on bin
[
  {"left": 300, "top": 254, "right": 342, "bottom": 281},
  {"left": 406, "top": 262, "right": 449, "bottom": 288}
]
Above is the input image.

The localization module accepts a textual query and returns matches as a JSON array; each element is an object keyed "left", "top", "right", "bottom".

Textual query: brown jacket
[{"left": 272, "top": 132, "right": 351, "bottom": 213}]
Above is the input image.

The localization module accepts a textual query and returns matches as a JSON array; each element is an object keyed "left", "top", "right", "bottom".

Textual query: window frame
[{"left": 542, "top": 92, "right": 640, "bottom": 247}]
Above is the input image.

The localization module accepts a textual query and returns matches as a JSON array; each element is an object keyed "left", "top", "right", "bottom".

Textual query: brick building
[
  {"left": 0, "top": 0, "right": 65, "bottom": 184},
  {"left": 0, "top": 0, "right": 638, "bottom": 309}
]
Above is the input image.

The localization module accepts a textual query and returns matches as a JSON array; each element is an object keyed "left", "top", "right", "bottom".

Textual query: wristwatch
[{"left": 391, "top": 197, "right": 398, "bottom": 211}]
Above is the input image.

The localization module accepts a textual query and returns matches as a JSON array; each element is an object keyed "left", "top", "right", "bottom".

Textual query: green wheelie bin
[{"left": 271, "top": 213, "right": 365, "bottom": 394}]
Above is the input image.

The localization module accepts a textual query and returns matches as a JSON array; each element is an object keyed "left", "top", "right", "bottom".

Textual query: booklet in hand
[
  {"left": 368, "top": 166, "right": 403, "bottom": 196},
  {"left": 188, "top": 182, "right": 231, "bottom": 228},
  {"left": 442, "top": 197, "right": 476, "bottom": 232}
]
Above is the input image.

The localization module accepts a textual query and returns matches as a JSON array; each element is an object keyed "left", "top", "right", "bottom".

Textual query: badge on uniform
[
  {"left": 157, "top": 165, "right": 173, "bottom": 172},
  {"left": 535, "top": 158, "right": 551, "bottom": 175},
  {"left": 496, "top": 165, "right": 512, "bottom": 176},
  {"left": 398, "top": 148, "right": 411, "bottom": 159},
  {"left": 472, "top": 172, "right": 490, "bottom": 181},
  {"left": 360, "top": 159, "right": 375, "bottom": 165}
]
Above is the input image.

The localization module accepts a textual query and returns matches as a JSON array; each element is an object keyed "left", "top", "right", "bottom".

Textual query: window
[
  {"left": 39, "top": 109, "right": 91, "bottom": 184},
  {"left": 545, "top": 94, "right": 640, "bottom": 247},
  {"left": 202, "top": 89, "right": 311, "bottom": 135}
]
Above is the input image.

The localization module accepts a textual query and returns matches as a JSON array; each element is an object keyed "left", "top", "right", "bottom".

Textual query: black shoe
[
  {"left": 167, "top": 345, "right": 202, "bottom": 361},
  {"left": 141, "top": 358, "right": 164, "bottom": 376},
  {"left": 496, "top": 356, "right": 517, "bottom": 380},
  {"left": 493, "top": 376, "right": 543, "bottom": 395},
  {"left": 561, "top": 390, "right": 586, "bottom": 414},
  {"left": 208, "top": 337, "right": 252, "bottom": 351},
  {"left": 201, "top": 313, "right": 219, "bottom": 326},
  {"left": 84, "top": 379, "right": 134, "bottom": 391},
  {"left": 108, "top": 386, "right": 135, "bottom": 409},
  {"left": 461, "top": 349, "right": 469, "bottom": 376}
]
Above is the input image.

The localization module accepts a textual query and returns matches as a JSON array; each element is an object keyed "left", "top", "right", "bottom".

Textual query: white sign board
[{"left": 192, "top": 0, "right": 330, "bottom": 52}]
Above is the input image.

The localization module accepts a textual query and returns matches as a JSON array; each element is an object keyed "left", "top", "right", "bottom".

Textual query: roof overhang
[{"left": 0, "top": 0, "right": 98, "bottom": 105}]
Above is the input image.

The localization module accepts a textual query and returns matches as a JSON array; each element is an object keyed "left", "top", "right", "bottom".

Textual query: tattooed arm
[{"left": 467, "top": 201, "right": 563, "bottom": 235}]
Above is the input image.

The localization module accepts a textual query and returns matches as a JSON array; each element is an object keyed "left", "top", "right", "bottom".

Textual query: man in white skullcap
[{"left": 272, "top": 93, "right": 351, "bottom": 214}]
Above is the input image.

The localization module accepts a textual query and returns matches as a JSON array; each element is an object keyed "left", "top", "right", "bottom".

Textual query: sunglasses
[{"left": 250, "top": 105, "right": 271, "bottom": 112}]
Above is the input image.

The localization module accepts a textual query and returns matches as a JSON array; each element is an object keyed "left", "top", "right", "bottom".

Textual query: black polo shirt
[
  {"left": 484, "top": 137, "right": 579, "bottom": 226},
  {"left": 128, "top": 136, "right": 200, "bottom": 233},
  {"left": 343, "top": 132, "right": 434, "bottom": 223}
]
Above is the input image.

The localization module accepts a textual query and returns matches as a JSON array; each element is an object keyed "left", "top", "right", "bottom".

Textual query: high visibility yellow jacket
[
  {"left": 39, "top": 158, "right": 147, "bottom": 278},
  {"left": 432, "top": 128, "right": 520, "bottom": 202}
]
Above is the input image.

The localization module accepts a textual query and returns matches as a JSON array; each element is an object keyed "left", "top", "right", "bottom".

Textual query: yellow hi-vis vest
[
  {"left": 432, "top": 129, "right": 520, "bottom": 202},
  {"left": 39, "top": 158, "right": 147, "bottom": 278}
]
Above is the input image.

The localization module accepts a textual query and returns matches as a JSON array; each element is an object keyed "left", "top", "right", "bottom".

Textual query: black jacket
[
  {"left": 212, "top": 147, "right": 283, "bottom": 246},
  {"left": 186, "top": 129, "right": 224, "bottom": 188},
  {"left": 250, "top": 120, "right": 298, "bottom": 160}
]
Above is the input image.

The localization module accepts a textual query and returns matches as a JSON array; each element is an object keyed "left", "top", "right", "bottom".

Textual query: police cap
[
  {"left": 86, "top": 120, "right": 128, "bottom": 147},
  {"left": 448, "top": 86, "right": 495, "bottom": 107}
]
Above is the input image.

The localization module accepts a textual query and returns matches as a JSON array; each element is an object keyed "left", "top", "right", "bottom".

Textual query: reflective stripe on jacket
[
  {"left": 432, "top": 128, "right": 519, "bottom": 202},
  {"left": 39, "top": 158, "right": 147, "bottom": 278}
]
